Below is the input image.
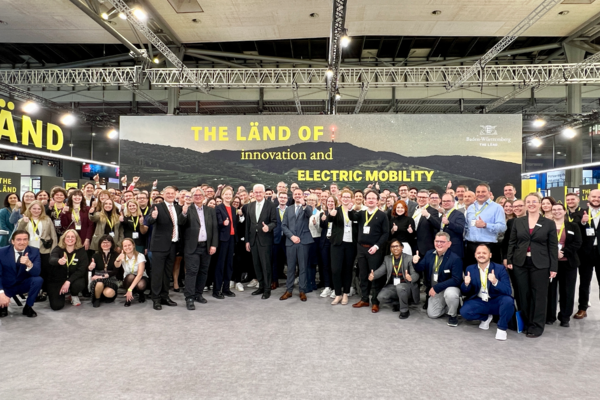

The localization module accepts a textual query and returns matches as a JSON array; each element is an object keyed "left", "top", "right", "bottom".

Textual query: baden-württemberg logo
[{"left": 480, "top": 125, "right": 497, "bottom": 135}]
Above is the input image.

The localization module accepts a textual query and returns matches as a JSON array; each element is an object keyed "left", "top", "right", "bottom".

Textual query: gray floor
[{"left": 1, "top": 279, "right": 600, "bottom": 400}]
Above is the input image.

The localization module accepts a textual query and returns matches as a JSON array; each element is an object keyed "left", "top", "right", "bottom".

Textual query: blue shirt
[{"left": 464, "top": 199, "right": 506, "bottom": 243}]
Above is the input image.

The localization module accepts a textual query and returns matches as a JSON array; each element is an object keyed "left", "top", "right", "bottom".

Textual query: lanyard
[
  {"left": 53, "top": 203, "right": 63, "bottom": 216},
  {"left": 66, "top": 253, "right": 76, "bottom": 269},
  {"left": 474, "top": 202, "right": 489, "bottom": 218},
  {"left": 557, "top": 223, "right": 565, "bottom": 242},
  {"left": 127, "top": 256, "right": 136, "bottom": 274},
  {"left": 106, "top": 216, "right": 113, "bottom": 230},
  {"left": 568, "top": 207, "right": 580, "bottom": 223},
  {"left": 393, "top": 256, "right": 403, "bottom": 276},
  {"left": 341, "top": 206, "right": 350, "bottom": 225},
  {"left": 441, "top": 207, "right": 456, "bottom": 228},
  {"left": 412, "top": 208, "right": 422, "bottom": 219},
  {"left": 279, "top": 208, "right": 285, "bottom": 221},
  {"left": 132, "top": 216, "right": 140, "bottom": 231},
  {"left": 589, "top": 208, "right": 600, "bottom": 227},
  {"left": 72, "top": 208, "right": 80, "bottom": 223},
  {"left": 30, "top": 219, "right": 40, "bottom": 237},
  {"left": 102, "top": 252, "right": 111, "bottom": 270},
  {"left": 365, "top": 210, "right": 376, "bottom": 226},
  {"left": 434, "top": 254, "right": 443, "bottom": 274},
  {"left": 481, "top": 266, "right": 489, "bottom": 292},
  {"left": 142, "top": 207, "right": 148, "bottom": 216}
]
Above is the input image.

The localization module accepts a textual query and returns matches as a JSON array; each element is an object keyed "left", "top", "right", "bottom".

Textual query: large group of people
[{"left": 1, "top": 176, "right": 597, "bottom": 341}]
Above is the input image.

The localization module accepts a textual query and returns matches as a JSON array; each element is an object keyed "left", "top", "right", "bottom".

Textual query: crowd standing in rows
[{"left": 2, "top": 176, "right": 597, "bottom": 341}]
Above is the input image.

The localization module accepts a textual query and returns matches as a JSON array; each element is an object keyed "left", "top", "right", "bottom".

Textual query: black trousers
[
  {"left": 577, "top": 249, "right": 600, "bottom": 311},
  {"left": 47, "top": 277, "right": 87, "bottom": 311},
  {"left": 151, "top": 242, "right": 177, "bottom": 301},
  {"left": 356, "top": 244, "right": 384, "bottom": 305},
  {"left": 546, "top": 260, "right": 578, "bottom": 324},
  {"left": 215, "top": 237, "right": 235, "bottom": 294},
  {"left": 319, "top": 239, "right": 332, "bottom": 288},
  {"left": 251, "top": 243, "right": 273, "bottom": 293},
  {"left": 465, "top": 241, "right": 501, "bottom": 269},
  {"left": 271, "top": 240, "right": 287, "bottom": 282},
  {"left": 331, "top": 241, "right": 355, "bottom": 296},
  {"left": 514, "top": 257, "right": 550, "bottom": 336},
  {"left": 184, "top": 242, "right": 211, "bottom": 300}
]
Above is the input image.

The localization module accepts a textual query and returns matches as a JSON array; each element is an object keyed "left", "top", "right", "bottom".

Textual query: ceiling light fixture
[
  {"left": 132, "top": 7, "right": 147, "bottom": 21},
  {"left": 533, "top": 118, "right": 546, "bottom": 128},
  {"left": 558, "top": 11, "right": 569, "bottom": 16},
  {"left": 563, "top": 127, "right": 576, "bottom": 138},
  {"left": 531, "top": 137, "right": 542, "bottom": 147},
  {"left": 325, "top": 68, "right": 334, "bottom": 78},
  {"left": 60, "top": 113, "right": 76, "bottom": 126},
  {"left": 334, "top": 90, "right": 341, "bottom": 101},
  {"left": 432, "top": 10, "right": 442, "bottom": 15},
  {"left": 107, "top": 129, "right": 119, "bottom": 139},
  {"left": 22, "top": 101, "right": 40, "bottom": 114},
  {"left": 118, "top": 12, "right": 127, "bottom": 20},
  {"left": 153, "top": 57, "right": 160, "bottom": 64}
]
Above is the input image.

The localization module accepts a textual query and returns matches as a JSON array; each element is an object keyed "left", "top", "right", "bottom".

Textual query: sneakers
[
  {"left": 235, "top": 282, "right": 244, "bottom": 292},
  {"left": 447, "top": 316, "right": 459, "bottom": 327},
  {"left": 71, "top": 295, "right": 81, "bottom": 306},
  {"left": 479, "top": 314, "right": 493, "bottom": 330},
  {"left": 330, "top": 290, "right": 336, "bottom": 299},
  {"left": 229, "top": 281, "right": 235, "bottom": 289},
  {"left": 349, "top": 287, "right": 356, "bottom": 297},
  {"left": 320, "top": 287, "right": 333, "bottom": 298},
  {"left": 247, "top": 279, "right": 259, "bottom": 288},
  {"left": 495, "top": 329, "right": 507, "bottom": 341}
]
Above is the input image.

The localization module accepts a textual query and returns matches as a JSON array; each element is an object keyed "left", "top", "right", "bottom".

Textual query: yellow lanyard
[
  {"left": 106, "top": 217, "right": 114, "bottom": 230},
  {"left": 481, "top": 266, "right": 489, "bottom": 292},
  {"left": 54, "top": 204, "right": 63, "bottom": 216},
  {"left": 142, "top": 207, "right": 148, "bottom": 216},
  {"left": 434, "top": 254, "right": 443, "bottom": 274},
  {"left": 589, "top": 209, "right": 600, "bottom": 227},
  {"left": 66, "top": 254, "right": 76, "bottom": 269},
  {"left": 127, "top": 256, "right": 136, "bottom": 275},
  {"left": 72, "top": 208, "right": 80, "bottom": 223},
  {"left": 446, "top": 207, "right": 456, "bottom": 219},
  {"left": 412, "top": 208, "right": 422, "bottom": 219},
  {"left": 31, "top": 219, "right": 40, "bottom": 238},
  {"left": 393, "top": 256, "right": 403, "bottom": 276},
  {"left": 364, "top": 210, "right": 376, "bottom": 226},
  {"left": 132, "top": 216, "right": 140, "bottom": 231},
  {"left": 557, "top": 223, "right": 565, "bottom": 242},
  {"left": 279, "top": 208, "right": 285, "bottom": 221},
  {"left": 568, "top": 207, "right": 580, "bottom": 223},
  {"left": 341, "top": 206, "right": 350, "bottom": 224},
  {"left": 474, "top": 202, "right": 489, "bottom": 218}
]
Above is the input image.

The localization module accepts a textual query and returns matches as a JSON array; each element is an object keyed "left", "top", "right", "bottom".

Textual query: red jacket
[{"left": 59, "top": 205, "right": 94, "bottom": 242}]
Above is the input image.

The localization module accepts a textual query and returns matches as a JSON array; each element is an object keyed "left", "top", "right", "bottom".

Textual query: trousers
[
  {"left": 151, "top": 241, "right": 176, "bottom": 301},
  {"left": 3, "top": 277, "right": 43, "bottom": 307},
  {"left": 184, "top": 242, "right": 211, "bottom": 300},
  {"left": 377, "top": 282, "right": 416, "bottom": 313},
  {"left": 461, "top": 295, "right": 515, "bottom": 330},
  {"left": 427, "top": 286, "right": 461, "bottom": 318},
  {"left": 285, "top": 243, "right": 310, "bottom": 293},
  {"left": 357, "top": 245, "right": 384, "bottom": 305},
  {"left": 514, "top": 257, "right": 549, "bottom": 336}
]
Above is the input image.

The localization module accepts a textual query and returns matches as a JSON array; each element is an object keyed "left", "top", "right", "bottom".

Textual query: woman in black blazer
[
  {"left": 507, "top": 193, "right": 558, "bottom": 338},
  {"left": 546, "top": 203, "right": 582, "bottom": 327},
  {"left": 328, "top": 189, "right": 358, "bottom": 305},
  {"left": 214, "top": 187, "right": 238, "bottom": 298}
]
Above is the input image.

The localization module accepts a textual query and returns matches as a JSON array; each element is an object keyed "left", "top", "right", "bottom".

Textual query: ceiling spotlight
[
  {"left": 334, "top": 90, "right": 341, "bottom": 101},
  {"left": 533, "top": 118, "right": 546, "bottom": 128},
  {"left": 101, "top": 12, "right": 109, "bottom": 20},
  {"left": 432, "top": 10, "right": 442, "bottom": 15},
  {"left": 563, "top": 127, "right": 576, "bottom": 138},
  {"left": 118, "top": 12, "right": 127, "bottom": 20},
  {"left": 107, "top": 129, "right": 119, "bottom": 139},
  {"left": 325, "top": 68, "right": 334, "bottom": 78},
  {"left": 340, "top": 34, "right": 351, "bottom": 48},
  {"left": 531, "top": 137, "right": 542, "bottom": 147},
  {"left": 153, "top": 57, "right": 160, "bottom": 64},
  {"left": 558, "top": 11, "right": 569, "bottom": 16},
  {"left": 60, "top": 113, "right": 76, "bottom": 126},
  {"left": 22, "top": 101, "right": 39, "bottom": 114},
  {"left": 132, "top": 7, "right": 147, "bottom": 21}
]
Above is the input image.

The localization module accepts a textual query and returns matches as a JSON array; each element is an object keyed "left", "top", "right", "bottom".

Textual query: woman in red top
[
  {"left": 60, "top": 189, "right": 93, "bottom": 251},
  {"left": 215, "top": 186, "right": 238, "bottom": 299}
]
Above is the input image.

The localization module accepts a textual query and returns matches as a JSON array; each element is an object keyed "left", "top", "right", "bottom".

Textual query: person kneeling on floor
[
  {"left": 460, "top": 244, "right": 514, "bottom": 341},
  {"left": 368, "top": 239, "right": 419, "bottom": 319}
]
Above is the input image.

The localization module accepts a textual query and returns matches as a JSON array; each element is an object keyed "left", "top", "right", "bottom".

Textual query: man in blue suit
[
  {"left": 280, "top": 188, "right": 313, "bottom": 301},
  {"left": 413, "top": 231, "right": 463, "bottom": 327},
  {"left": 271, "top": 192, "right": 288, "bottom": 290},
  {"left": 461, "top": 244, "right": 514, "bottom": 341},
  {"left": 0, "top": 230, "right": 43, "bottom": 318},
  {"left": 441, "top": 193, "right": 466, "bottom": 259}
]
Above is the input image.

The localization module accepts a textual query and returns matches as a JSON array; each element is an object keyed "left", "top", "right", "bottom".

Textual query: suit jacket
[
  {"left": 16, "top": 217, "right": 58, "bottom": 255},
  {"left": 245, "top": 200, "right": 277, "bottom": 247},
  {"left": 405, "top": 199, "right": 417, "bottom": 217},
  {"left": 48, "top": 246, "right": 88, "bottom": 284},
  {"left": 572, "top": 206, "right": 600, "bottom": 259},
  {"left": 442, "top": 209, "right": 466, "bottom": 258},
  {"left": 0, "top": 245, "right": 41, "bottom": 291},
  {"left": 215, "top": 203, "right": 239, "bottom": 242},
  {"left": 273, "top": 205, "right": 287, "bottom": 245},
  {"left": 349, "top": 208, "right": 389, "bottom": 249},
  {"left": 282, "top": 204, "right": 314, "bottom": 246},
  {"left": 146, "top": 202, "right": 182, "bottom": 252},
  {"left": 372, "top": 254, "right": 419, "bottom": 283},
  {"left": 328, "top": 206, "right": 358, "bottom": 246},
  {"left": 414, "top": 249, "right": 462, "bottom": 294},
  {"left": 501, "top": 217, "right": 516, "bottom": 261},
  {"left": 560, "top": 220, "right": 583, "bottom": 269},
  {"left": 414, "top": 205, "right": 442, "bottom": 256},
  {"left": 507, "top": 215, "right": 558, "bottom": 272},
  {"left": 177, "top": 203, "right": 219, "bottom": 254},
  {"left": 461, "top": 262, "right": 512, "bottom": 300}
]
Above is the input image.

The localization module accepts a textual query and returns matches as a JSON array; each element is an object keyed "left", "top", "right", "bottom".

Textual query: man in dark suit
[
  {"left": 280, "top": 188, "right": 313, "bottom": 301},
  {"left": 271, "top": 192, "right": 288, "bottom": 290},
  {"left": 412, "top": 189, "right": 442, "bottom": 258},
  {"left": 146, "top": 186, "right": 180, "bottom": 310},
  {"left": 178, "top": 188, "right": 219, "bottom": 310},
  {"left": 441, "top": 193, "right": 466, "bottom": 259},
  {"left": 245, "top": 184, "right": 278, "bottom": 299},
  {"left": 0, "top": 230, "right": 43, "bottom": 318},
  {"left": 398, "top": 184, "right": 417, "bottom": 216}
]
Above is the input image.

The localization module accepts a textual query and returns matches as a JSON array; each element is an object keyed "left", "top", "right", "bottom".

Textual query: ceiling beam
[
  {"left": 185, "top": 53, "right": 247, "bottom": 68},
  {"left": 48, "top": 53, "right": 133, "bottom": 69},
  {"left": 185, "top": 48, "right": 330, "bottom": 66}
]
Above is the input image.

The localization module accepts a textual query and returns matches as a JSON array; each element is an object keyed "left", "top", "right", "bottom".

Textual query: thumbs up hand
[
  {"left": 405, "top": 269, "right": 412, "bottom": 282},
  {"left": 582, "top": 211, "right": 589, "bottom": 225},
  {"left": 321, "top": 212, "right": 327, "bottom": 221},
  {"left": 151, "top": 206, "right": 158, "bottom": 219},
  {"left": 88, "top": 258, "right": 96, "bottom": 271},
  {"left": 421, "top": 207, "right": 430, "bottom": 218},
  {"left": 407, "top": 225, "right": 413, "bottom": 234},
  {"left": 412, "top": 251, "right": 420, "bottom": 265},
  {"left": 442, "top": 215, "right": 449, "bottom": 225},
  {"left": 20, "top": 252, "right": 30, "bottom": 267},
  {"left": 22, "top": 216, "right": 29, "bottom": 223},
  {"left": 475, "top": 216, "right": 487, "bottom": 228},
  {"left": 391, "top": 223, "right": 398, "bottom": 233},
  {"left": 116, "top": 251, "right": 125, "bottom": 263},
  {"left": 119, "top": 211, "right": 124, "bottom": 223},
  {"left": 224, "top": 217, "right": 230, "bottom": 226},
  {"left": 464, "top": 271, "right": 471, "bottom": 286},
  {"left": 329, "top": 209, "right": 337, "bottom": 217},
  {"left": 182, "top": 203, "right": 189, "bottom": 215},
  {"left": 262, "top": 221, "right": 269, "bottom": 232},
  {"left": 59, "top": 252, "right": 68, "bottom": 266},
  {"left": 62, "top": 205, "right": 69, "bottom": 214},
  {"left": 368, "top": 269, "right": 375, "bottom": 281},
  {"left": 488, "top": 269, "right": 497, "bottom": 285}
]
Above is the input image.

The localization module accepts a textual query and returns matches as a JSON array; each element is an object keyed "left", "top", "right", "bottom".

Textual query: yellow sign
[
  {"left": 0, "top": 99, "right": 64, "bottom": 151},
  {"left": 65, "top": 182, "right": 79, "bottom": 190}
]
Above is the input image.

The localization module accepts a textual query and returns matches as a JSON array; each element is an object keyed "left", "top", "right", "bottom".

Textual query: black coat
[
  {"left": 328, "top": 206, "right": 358, "bottom": 246},
  {"left": 245, "top": 200, "right": 278, "bottom": 247},
  {"left": 177, "top": 204, "right": 219, "bottom": 254},
  {"left": 561, "top": 220, "right": 582, "bottom": 269},
  {"left": 507, "top": 215, "right": 559, "bottom": 272},
  {"left": 146, "top": 202, "right": 182, "bottom": 252},
  {"left": 414, "top": 206, "right": 442, "bottom": 256}
]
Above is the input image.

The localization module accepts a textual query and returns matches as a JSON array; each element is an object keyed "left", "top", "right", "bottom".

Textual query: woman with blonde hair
[
  {"left": 90, "top": 199, "right": 123, "bottom": 252},
  {"left": 9, "top": 190, "right": 35, "bottom": 227},
  {"left": 48, "top": 229, "right": 89, "bottom": 309},
  {"left": 121, "top": 200, "right": 148, "bottom": 253},
  {"left": 121, "top": 237, "right": 148, "bottom": 307}
]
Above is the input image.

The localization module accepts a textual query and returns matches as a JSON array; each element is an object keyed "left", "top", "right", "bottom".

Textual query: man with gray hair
[{"left": 413, "top": 231, "right": 463, "bottom": 327}]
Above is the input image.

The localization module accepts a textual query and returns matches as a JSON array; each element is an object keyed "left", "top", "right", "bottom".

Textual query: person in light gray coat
[{"left": 369, "top": 239, "right": 419, "bottom": 319}]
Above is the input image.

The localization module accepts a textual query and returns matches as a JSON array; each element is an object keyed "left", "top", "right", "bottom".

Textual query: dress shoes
[
  {"left": 574, "top": 310, "right": 587, "bottom": 319},
  {"left": 222, "top": 291, "right": 236, "bottom": 298},
  {"left": 194, "top": 295, "right": 208, "bottom": 304},
  {"left": 526, "top": 333, "right": 541, "bottom": 338},
  {"left": 0, "top": 307, "right": 7, "bottom": 318},
  {"left": 271, "top": 282, "right": 278, "bottom": 290},
  {"left": 212, "top": 292, "right": 225, "bottom": 300},
  {"left": 23, "top": 305, "right": 37, "bottom": 318},
  {"left": 160, "top": 297, "right": 177, "bottom": 307},
  {"left": 153, "top": 301, "right": 162, "bottom": 310},
  {"left": 331, "top": 296, "right": 342, "bottom": 305},
  {"left": 352, "top": 300, "right": 370, "bottom": 308},
  {"left": 560, "top": 321, "right": 570, "bottom": 328},
  {"left": 261, "top": 292, "right": 271, "bottom": 300},
  {"left": 173, "top": 288, "right": 181, "bottom": 293},
  {"left": 252, "top": 289, "right": 265, "bottom": 296},
  {"left": 138, "top": 292, "right": 146, "bottom": 303},
  {"left": 92, "top": 298, "right": 101, "bottom": 308},
  {"left": 35, "top": 294, "right": 47, "bottom": 303},
  {"left": 186, "top": 298, "right": 196, "bottom": 310},
  {"left": 399, "top": 311, "right": 410, "bottom": 319},
  {"left": 280, "top": 291, "right": 293, "bottom": 301},
  {"left": 392, "top": 304, "right": 400, "bottom": 312},
  {"left": 124, "top": 301, "right": 132, "bottom": 307},
  {"left": 371, "top": 305, "right": 379, "bottom": 313},
  {"left": 299, "top": 292, "right": 307, "bottom": 302}
]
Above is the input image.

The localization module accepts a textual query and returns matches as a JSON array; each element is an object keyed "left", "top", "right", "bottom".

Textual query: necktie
[
  {"left": 256, "top": 202, "right": 262, "bottom": 223},
  {"left": 296, "top": 205, "right": 300, "bottom": 216},
  {"left": 168, "top": 204, "right": 176, "bottom": 240},
  {"left": 17, "top": 251, "right": 23, "bottom": 263}
]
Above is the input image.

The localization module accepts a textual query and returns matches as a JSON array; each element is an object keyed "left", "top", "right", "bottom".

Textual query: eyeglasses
[
  {"left": 193, "top": 194, "right": 204, "bottom": 197},
  {"left": 434, "top": 240, "right": 448, "bottom": 244},
  {"left": 390, "top": 245, "right": 401, "bottom": 248},
  {"left": 417, "top": 196, "right": 429, "bottom": 199}
]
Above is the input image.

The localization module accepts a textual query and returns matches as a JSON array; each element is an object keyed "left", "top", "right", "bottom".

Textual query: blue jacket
[
  {"left": 442, "top": 209, "right": 466, "bottom": 258},
  {"left": 0, "top": 245, "right": 41, "bottom": 291},
  {"left": 273, "top": 205, "right": 287, "bottom": 245},
  {"left": 0, "top": 208, "right": 15, "bottom": 247},
  {"left": 415, "top": 249, "right": 462, "bottom": 294},
  {"left": 461, "top": 262, "right": 512, "bottom": 300},
  {"left": 282, "top": 204, "right": 314, "bottom": 246},
  {"left": 216, "top": 204, "right": 239, "bottom": 242}
]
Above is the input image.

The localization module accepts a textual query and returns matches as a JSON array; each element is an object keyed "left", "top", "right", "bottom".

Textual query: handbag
[{"left": 40, "top": 237, "right": 53, "bottom": 249}]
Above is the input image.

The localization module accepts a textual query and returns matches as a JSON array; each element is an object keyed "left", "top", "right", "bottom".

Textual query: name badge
[
  {"left": 558, "top": 244, "right": 563, "bottom": 250},
  {"left": 54, "top": 220, "right": 61, "bottom": 227},
  {"left": 344, "top": 226, "right": 351, "bottom": 233},
  {"left": 75, "top": 222, "right": 82, "bottom": 230},
  {"left": 444, "top": 269, "right": 450, "bottom": 273},
  {"left": 109, "top": 232, "right": 115, "bottom": 237},
  {"left": 470, "top": 220, "right": 476, "bottom": 227},
  {"left": 433, "top": 273, "right": 438, "bottom": 281},
  {"left": 132, "top": 232, "right": 139, "bottom": 239},
  {"left": 586, "top": 228, "right": 595, "bottom": 236},
  {"left": 481, "top": 292, "right": 489, "bottom": 302},
  {"left": 568, "top": 231, "right": 574, "bottom": 235},
  {"left": 363, "top": 226, "right": 371, "bottom": 234},
  {"left": 393, "top": 278, "right": 401, "bottom": 286}
]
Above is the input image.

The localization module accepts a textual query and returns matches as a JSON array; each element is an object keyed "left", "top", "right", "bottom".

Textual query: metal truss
[
  {"left": 124, "top": 83, "right": 168, "bottom": 113},
  {"left": 2, "top": 64, "right": 600, "bottom": 89},
  {"left": 291, "top": 82, "right": 302, "bottom": 115},
  {"left": 326, "top": 0, "right": 348, "bottom": 114},
  {"left": 353, "top": 82, "right": 370, "bottom": 114},
  {"left": 447, "top": 0, "right": 562, "bottom": 91}
]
